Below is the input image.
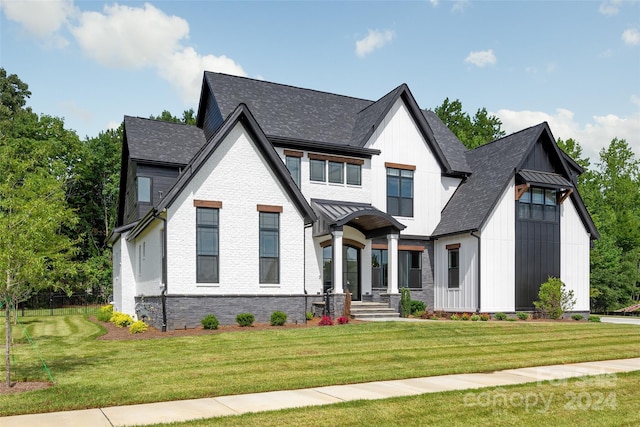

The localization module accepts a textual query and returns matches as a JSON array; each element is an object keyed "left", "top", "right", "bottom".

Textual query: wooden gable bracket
[
  {"left": 515, "top": 183, "right": 530, "bottom": 200},
  {"left": 558, "top": 188, "right": 573, "bottom": 205}
]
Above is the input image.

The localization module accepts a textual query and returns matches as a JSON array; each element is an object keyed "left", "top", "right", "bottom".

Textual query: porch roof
[
  {"left": 517, "top": 169, "right": 573, "bottom": 189},
  {"left": 311, "top": 199, "right": 405, "bottom": 239}
]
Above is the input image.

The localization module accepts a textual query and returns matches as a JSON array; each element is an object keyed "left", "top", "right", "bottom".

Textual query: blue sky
[{"left": 1, "top": 0, "right": 639, "bottom": 163}]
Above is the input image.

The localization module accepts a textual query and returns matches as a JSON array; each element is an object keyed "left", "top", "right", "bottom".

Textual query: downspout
[
  {"left": 160, "top": 213, "right": 168, "bottom": 332},
  {"left": 471, "top": 231, "right": 481, "bottom": 313}
]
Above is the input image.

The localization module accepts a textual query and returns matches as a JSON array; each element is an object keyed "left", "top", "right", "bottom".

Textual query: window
[
  {"left": 518, "top": 187, "right": 557, "bottom": 222},
  {"left": 387, "top": 167, "right": 414, "bottom": 217},
  {"left": 371, "top": 249, "right": 388, "bottom": 289},
  {"left": 399, "top": 250, "right": 422, "bottom": 288},
  {"left": 310, "top": 159, "right": 325, "bottom": 182},
  {"left": 448, "top": 248, "right": 459, "bottom": 289},
  {"left": 196, "top": 208, "right": 219, "bottom": 283},
  {"left": 137, "top": 177, "right": 151, "bottom": 203},
  {"left": 323, "top": 246, "right": 332, "bottom": 293},
  {"left": 328, "top": 161, "right": 344, "bottom": 184},
  {"left": 259, "top": 212, "right": 279, "bottom": 283},
  {"left": 286, "top": 155, "right": 301, "bottom": 187},
  {"left": 347, "top": 163, "right": 361, "bottom": 186}
]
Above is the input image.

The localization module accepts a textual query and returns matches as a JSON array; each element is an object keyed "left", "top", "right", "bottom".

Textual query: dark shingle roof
[
  {"left": 422, "top": 110, "right": 471, "bottom": 174},
  {"left": 124, "top": 116, "right": 206, "bottom": 165},
  {"left": 432, "top": 124, "right": 544, "bottom": 237}
]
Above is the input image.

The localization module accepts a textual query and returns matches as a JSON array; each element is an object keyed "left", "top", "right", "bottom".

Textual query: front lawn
[{"left": 1, "top": 315, "right": 639, "bottom": 416}]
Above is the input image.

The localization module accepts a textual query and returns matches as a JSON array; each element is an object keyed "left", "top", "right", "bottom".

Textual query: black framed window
[
  {"left": 286, "top": 155, "right": 301, "bottom": 187},
  {"left": 310, "top": 159, "right": 325, "bottom": 182},
  {"left": 387, "top": 168, "right": 413, "bottom": 217},
  {"left": 137, "top": 176, "right": 151, "bottom": 203},
  {"left": 328, "top": 161, "right": 344, "bottom": 184},
  {"left": 323, "top": 246, "right": 332, "bottom": 293},
  {"left": 399, "top": 250, "right": 422, "bottom": 288},
  {"left": 448, "top": 248, "right": 459, "bottom": 289},
  {"left": 196, "top": 207, "right": 219, "bottom": 283},
  {"left": 372, "top": 249, "right": 388, "bottom": 289},
  {"left": 518, "top": 187, "right": 557, "bottom": 222},
  {"left": 347, "top": 163, "right": 361, "bottom": 186},
  {"left": 259, "top": 212, "right": 279, "bottom": 283}
]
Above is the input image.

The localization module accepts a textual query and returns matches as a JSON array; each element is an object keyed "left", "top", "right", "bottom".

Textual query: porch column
[
  {"left": 332, "top": 228, "right": 344, "bottom": 293},
  {"left": 387, "top": 233, "right": 399, "bottom": 294}
]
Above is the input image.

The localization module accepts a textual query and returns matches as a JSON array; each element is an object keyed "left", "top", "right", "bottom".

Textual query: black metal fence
[{"left": 17, "top": 293, "right": 108, "bottom": 317}]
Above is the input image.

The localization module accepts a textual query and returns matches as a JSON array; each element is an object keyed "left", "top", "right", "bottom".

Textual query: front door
[{"left": 343, "top": 246, "right": 360, "bottom": 301}]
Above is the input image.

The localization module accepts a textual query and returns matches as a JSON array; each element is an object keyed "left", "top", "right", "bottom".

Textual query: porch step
[{"left": 350, "top": 302, "right": 400, "bottom": 319}]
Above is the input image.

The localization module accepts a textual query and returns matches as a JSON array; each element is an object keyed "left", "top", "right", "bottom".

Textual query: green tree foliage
[
  {"left": 534, "top": 277, "right": 576, "bottom": 319},
  {"left": 149, "top": 108, "right": 196, "bottom": 125},
  {"left": 433, "top": 98, "right": 505, "bottom": 149},
  {"left": 0, "top": 69, "right": 79, "bottom": 385}
]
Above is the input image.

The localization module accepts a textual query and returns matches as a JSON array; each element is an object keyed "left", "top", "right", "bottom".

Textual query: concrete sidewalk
[{"left": 2, "top": 357, "right": 638, "bottom": 427}]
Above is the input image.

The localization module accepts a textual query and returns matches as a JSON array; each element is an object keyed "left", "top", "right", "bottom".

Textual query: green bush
[
  {"left": 270, "top": 311, "right": 287, "bottom": 326},
  {"left": 414, "top": 310, "right": 427, "bottom": 318},
  {"left": 305, "top": 311, "right": 314, "bottom": 321},
  {"left": 470, "top": 314, "right": 480, "bottom": 321},
  {"left": 517, "top": 312, "right": 529, "bottom": 320},
  {"left": 460, "top": 312, "right": 470, "bottom": 321},
  {"left": 534, "top": 277, "right": 575, "bottom": 319},
  {"left": 129, "top": 320, "right": 148, "bottom": 334},
  {"left": 494, "top": 312, "right": 507, "bottom": 321},
  {"left": 400, "top": 288, "right": 411, "bottom": 318},
  {"left": 236, "top": 313, "right": 255, "bottom": 327},
  {"left": 201, "top": 315, "right": 219, "bottom": 330},
  {"left": 110, "top": 312, "right": 134, "bottom": 328},
  {"left": 410, "top": 300, "right": 426, "bottom": 315},
  {"left": 588, "top": 315, "right": 601, "bottom": 323},
  {"left": 571, "top": 313, "right": 584, "bottom": 321},
  {"left": 96, "top": 304, "right": 113, "bottom": 322},
  {"left": 450, "top": 313, "right": 460, "bottom": 321}
]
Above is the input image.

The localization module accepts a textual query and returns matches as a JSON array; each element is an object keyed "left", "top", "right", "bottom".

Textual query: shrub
[
  {"left": 588, "top": 315, "right": 601, "bottom": 323},
  {"left": 450, "top": 313, "right": 460, "bottom": 321},
  {"left": 337, "top": 316, "right": 349, "bottom": 324},
  {"left": 460, "top": 312, "right": 470, "bottom": 321},
  {"left": 470, "top": 314, "right": 480, "bottom": 321},
  {"left": 110, "top": 312, "right": 134, "bottom": 328},
  {"left": 480, "top": 313, "right": 490, "bottom": 321},
  {"left": 494, "top": 312, "right": 507, "bottom": 321},
  {"left": 571, "top": 313, "right": 584, "bottom": 321},
  {"left": 270, "top": 311, "right": 287, "bottom": 326},
  {"left": 517, "top": 312, "right": 530, "bottom": 320},
  {"left": 236, "top": 313, "right": 255, "bottom": 327},
  {"left": 410, "top": 300, "right": 426, "bottom": 315},
  {"left": 415, "top": 310, "right": 427, "bottom": 318},
  {"left": 319, "top": 315, "right": 333, "bottom": 326},
  {"left": 534, "top": 277, "right": 575, "bottom": 320},
  {"left": 201, "top": 314, "right": 219, "bottom": 330},
  {"left": 400, "top": 288, "right": 411, "bottom": 318},
  {"left": 305, "top": 311, "right": 314, "bottom": 321},
  {"left": 129, "top": 320, "right": 148, "bottom": 334},
  {"left": 96, "top": 304, "right": 113, "bottom": 322},
  {"left": 506, "top": 317, "right": 517, "bottom": 321}
]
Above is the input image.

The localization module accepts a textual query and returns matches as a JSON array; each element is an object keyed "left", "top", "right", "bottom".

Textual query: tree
[
  {"left": 0, "top": 70, "right": 79, "bottom": 386},
  {"left": 149, "top": 108, "right": 196, "bottom": 125},
  {"left": 0, "top": 68, "right": 31, "bottom": 119},
  {"left": 433, "top": 98, "right": 505, "bottom": 149},
  {"left": 534, "top": 277, "right": 576, "bottom": 319}
]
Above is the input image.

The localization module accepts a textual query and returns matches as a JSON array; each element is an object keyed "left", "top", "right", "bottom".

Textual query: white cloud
[
  {"left": 622, "top": 28, "right": 640, "bottom": 46},
  {"left": 631, "top": 95, "right": 640, "bottom": 106},
  {"left": 599, "top": 0, "right": 622, "bottom": 16},
  {"left": 106, "top": 121, "right": 121, "bottom": 131},
  {"left": 0, "top": 0, "right": 75, "bottom": 38},
  {"left": 430, "top": 0, "right": 439, "bottom": 6},
  {"left": 494, "top": 108, "right": 640, "bottom": 161},
  {"left": 451, "top": 0, "right": 469, "bottom": 13},
  {"left": 464, "top": 49, "right": 496, "bottom": 67},
  {"left": 355, "top": 29, "right": 395, "bottom": 58}
]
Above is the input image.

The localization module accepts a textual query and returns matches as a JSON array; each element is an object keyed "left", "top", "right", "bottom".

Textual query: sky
[{"left": 1, "top": 0, "right": 639, "bottom": 164}]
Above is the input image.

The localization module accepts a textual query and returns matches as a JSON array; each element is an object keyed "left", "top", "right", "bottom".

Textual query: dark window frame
[
  {"left": 259, "top": 212, "right": 280, "bottom": 284},
  {"left": 285, "top": 155, "right": 302, "bottom": 187},
  {"left": 518, "top": 187, "right": 558, "bottom": 222},
  {"left": 346, "top": 163, "right": 361, "bottom": 186},
  {"left": 399, "top": 250, "right": 422, "bottom": 289},
  {"left": 447, "top": 248, "right": 459, "bottom": 289},
  {"left": 310, "top": 159, "right": 326, "bottom": 182},
  {"left": 196, "top": 207, "right": 219, "bottom": 283},
  {"left": 328, "top": 161, "right": 344, "bottom": 184},
  {"left": 371, "top": 248, "right": 388, "bottom": 289},
  {"left": 387, "top": 167, "right": 414, "bottom": 217},
  {"left": 137, "top": 176, "right": 152, "bottom": 204}
]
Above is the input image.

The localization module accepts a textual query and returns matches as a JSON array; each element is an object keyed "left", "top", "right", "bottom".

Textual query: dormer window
[{"left": 137, "top": 177, "right": 151, "bottom": 203}]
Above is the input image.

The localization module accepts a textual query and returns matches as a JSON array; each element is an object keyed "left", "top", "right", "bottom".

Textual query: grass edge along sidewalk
[{"left": 1, "top": 315, "right": 640, "bottom": 416}]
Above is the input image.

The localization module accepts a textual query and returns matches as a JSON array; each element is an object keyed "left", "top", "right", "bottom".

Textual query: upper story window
[
  {"left": 137, "top": 176, "right": 151, "bottom": 203},
  {"left": 347, "top": 163, "right": 361, "bottom": 186},
  {"left": 308, "top": 153, "right": 363, "bottom": 186},
  {"left": 518, "top": 187, "right": 557, "bottom": 222},
  {"left": 284, "top": 150, "right": 303, "bottom": 187},
  {"left": 328, "top": 161, "right": 344, "bottom": 184},
  {"left": 386, "top": 163, "right": 414, "bottom": 217},
  {"left": 310, "top": 159, "right": 326, "bottom": 182}
]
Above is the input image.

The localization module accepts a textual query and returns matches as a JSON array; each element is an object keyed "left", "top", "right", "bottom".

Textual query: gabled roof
[
  {"left": 198, "top": 73, "right": 470, "bottom": 175},
  {"left": 128, "top": 104, "right": 316, "bottom": 240},
  {"left": 123, "top": 116, "right": 206, "bottom": 165},
  {"left": 422, "top": 110, "right": 471, "bottom": 174},
  {"left": 432, "top": 122, "right": 598, "bottom": 240}
]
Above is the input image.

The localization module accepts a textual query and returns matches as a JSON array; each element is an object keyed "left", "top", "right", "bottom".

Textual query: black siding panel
[
  {"left": 125, "top": 163, "right": 181, "bottom": 223},
  {"left": 124, "top": 160, "right": 138, "bottom": 225},
  {"left": 522, "top": 139, "right": 555, "bottom": 172},
  {"left": 202, "top": 90, "right": 224, "bottom": 142}
]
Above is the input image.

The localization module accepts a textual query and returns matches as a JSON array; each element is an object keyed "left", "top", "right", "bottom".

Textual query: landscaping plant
[
  {"left": 270, "top": 311, "right": 287, "bottom": 326},
  {"left": 201, "top": 314, "right": 219, "bottom": 330},
  {"left": 236, "top": 313, "right": 255, "bottom": 327},
  {"left": 572, "top": 314, "right": 584, "bottom": 321},
  {"left": 96, "top": 304, "right": 113, "bottom": 322},
  {"left": 517, "top": 312, "right": 530, "bottom": 320},
  {"left": 400, "top": 288, "right": 411, "bottom": 318},
  {"left": 129, "top": 320, "right": 148, "bottom": 334},
  {"left": 534, "top": 277, "right": 576, "bottom": 319},
  {"left": 494, "top": 312, "right": 507, "bottom": 321},
  {"left": 410, "top": 300, "right": 426, "bottom": 315},
  {"left": 319, "top": 315, "right": 333, "bottom": 326},
  {"left": 337, "top": 316, "right": 349, "bottom": 324}
]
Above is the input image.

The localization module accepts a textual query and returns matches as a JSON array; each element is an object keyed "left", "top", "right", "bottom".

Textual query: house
[{"left": 109, "top": 72, "right": 597, "bottom": 330}]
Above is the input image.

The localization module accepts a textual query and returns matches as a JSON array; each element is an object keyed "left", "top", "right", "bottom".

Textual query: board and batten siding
[
  {"left": 560, "top": 198, "right": 590, "bottom": 311},
  {"left": 479, "top": 178, "right": 516, "bottom": 312},
  {"left": 366, "top": 98, "right": 444, "bottom": 236},
  {"left": 166, "top": 122, "right": 306, "bottom": 295},
  {"left": 434, "top": 234, "right": 478, "bottom": 312}
]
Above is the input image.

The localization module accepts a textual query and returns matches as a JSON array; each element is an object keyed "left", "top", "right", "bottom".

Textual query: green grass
[
  {"left": 1, "top": 315, "right": 640, "bottom": 416},
  {"left": 150, "top": 372, "right": 640, "bottom": 427}
]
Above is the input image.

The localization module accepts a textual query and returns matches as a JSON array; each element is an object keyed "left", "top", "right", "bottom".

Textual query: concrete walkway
[
  {"left": 601, "top": 316, "right": 640, "bottom": 325},
  {"left": 2, "top": 357, "right": 639, "bottom": 427}
]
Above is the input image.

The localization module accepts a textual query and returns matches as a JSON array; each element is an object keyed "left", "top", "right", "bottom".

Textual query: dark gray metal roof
[
  {"left": 124, "top": 116, "right": 206, "bottom": 165},
  {"left": 311, "top": 198, "right": 405, "bottom": 238},
  {"left": 518, "top": 169, "right": 573, "bottom": 188}
]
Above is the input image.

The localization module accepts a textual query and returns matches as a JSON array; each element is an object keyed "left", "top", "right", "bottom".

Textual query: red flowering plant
[
  {"left": 337, "top": 316, "right": 349, "bottom": 324},
  {"left": 319, "top": 315, "right": 334, "bottom": 326}
]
